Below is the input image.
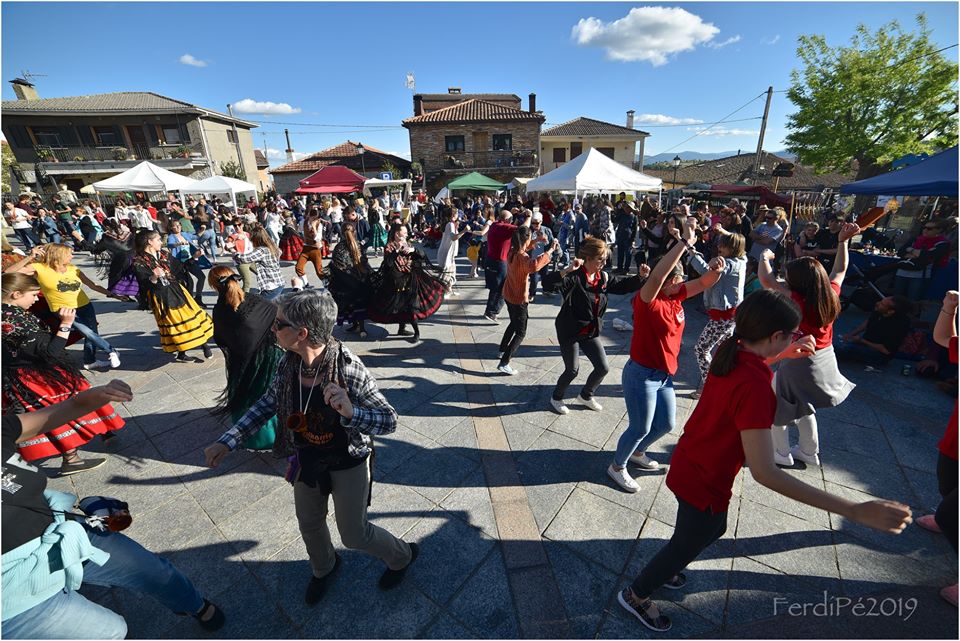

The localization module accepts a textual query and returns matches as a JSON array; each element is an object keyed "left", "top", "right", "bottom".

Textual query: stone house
[
  {"left": 1, "top": 79, "right": 260, "bottom": 195},
  {"left": 269, "top": 141, "right": 411, "bottom": 196},
  {"left": 403, "top": 88, "right": 545, "bottom": 192},
  {"left": 540, "top": 113, "right": 650, "bottom": 174}
]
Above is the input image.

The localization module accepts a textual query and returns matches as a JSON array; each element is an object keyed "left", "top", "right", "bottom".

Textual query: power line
[
  {"left": 635, "top": 116, "right": 763, "bottom": 128},
  {"left": 649, "top": 92, "right": 768, "bottom": 156},
  {"left": 242, "top": 118, "right": 404, "bottom": 128}
]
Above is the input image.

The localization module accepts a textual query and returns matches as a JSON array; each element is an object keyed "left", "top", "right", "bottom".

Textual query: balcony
[
  {"left": 432, "top": 149, "right": 538, "bottom": 174},
  {"left": 29, "top": 142, "right": 206, "bottom": 165}
]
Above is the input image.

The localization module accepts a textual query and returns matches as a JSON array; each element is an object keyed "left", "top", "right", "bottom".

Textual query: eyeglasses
[{"left": 273, "top": 318, "right": 295, "bottom": 331}]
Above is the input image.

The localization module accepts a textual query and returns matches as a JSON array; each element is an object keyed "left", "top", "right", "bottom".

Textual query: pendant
[{"left": 286, "top": 412, "right": 307, "bottom": 432}]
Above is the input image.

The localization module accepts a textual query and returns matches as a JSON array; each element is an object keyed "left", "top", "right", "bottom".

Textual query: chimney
[
  {"left": 284, "top": 128, "right": 294, "bottom": 163},
  {"left": 10, "top": 78, "right": 38, "bottom": 101},
  {"left": 448, "top": 87, "right": 461, "bottom": 95},
  {"left": 528, "top": 93, "right": 537, "bottom": 113},
  {"left": 626, "top": 110, "right": 635, "bottom": 129},
  {"left": 413, "top": 94, "right": 424, "bottom": 116}
]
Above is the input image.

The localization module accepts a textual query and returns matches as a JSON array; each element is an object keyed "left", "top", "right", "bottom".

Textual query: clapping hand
[{"left": 782, "top": 335, "right": 816, "bottom": 360}]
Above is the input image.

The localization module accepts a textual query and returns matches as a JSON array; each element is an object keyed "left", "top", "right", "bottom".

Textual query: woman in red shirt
[
  {"left": 617, "top": 290, "right": 913, "bottom": 632},
  {"left": 758, "top": 222, "right": 859, "bottom": 467},
  {"left": 609, "top": 219, "right": 721, "bottom": 493}
]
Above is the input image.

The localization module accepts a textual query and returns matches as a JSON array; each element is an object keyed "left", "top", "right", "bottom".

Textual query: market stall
[
  {"left": 295, "top": 166, "right": 366, "bottom": 194},
  {"left": 524, "top": 148, "right": 661, "bottom": 195}
]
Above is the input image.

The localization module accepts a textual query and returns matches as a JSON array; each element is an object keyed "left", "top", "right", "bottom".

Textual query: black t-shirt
[
  {"left": 863, "top": 312, "right": 912, "bottom": 360},
  {"left": 294, "top": 384, "right": 364, "bottom": 484},
  {"left": 814, "top": 229, "right": 839, "bottom": 270},
  {"left": 2, "top": 415, "right": 54, "bottom": 554}
]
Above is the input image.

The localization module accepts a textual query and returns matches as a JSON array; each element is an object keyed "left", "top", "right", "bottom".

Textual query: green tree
[
  {"left": 379, "top": 161, "right": 399, "bottom": 178},
  {"left": 785, "top": 14, "right": 958, "bottom": 182},
  {"left": 2, "top": 142, "right": 18, "bottom": 195},
  {"left": 219, "top": 160, "right": 246, "bottom": 181}
]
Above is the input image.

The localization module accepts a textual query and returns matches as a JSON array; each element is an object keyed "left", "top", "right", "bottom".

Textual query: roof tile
[
  {"left": 542, "top": 117, "right": 649, "bottom": 137},
  {"left": 403, "top": 99, "right": 544, "bottom": 125},
  {"left": 270, "top": 140, "right": 406, "bottom": 174},
  {"left": 642, "top": 152, "right": 855, "bottom": 191}
]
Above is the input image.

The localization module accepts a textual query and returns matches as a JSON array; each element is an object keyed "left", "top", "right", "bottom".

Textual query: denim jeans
[
  {"left": 893, "top": 275, "right": 926, "bottom": 301},
  {"left": 73, "top": 303, "right": 113, "bottom": 364},
  {"left": 13, "top": 227, "right": 40, "bottom": 250},
  {"left": 259, "top": 286, "right": 283, "bottom": 301},
  {"left": 614, "top": 359, "right": 676, "bottom": 466},
  {"left": 2, "top": 525, "right": 204, "bottom": 639},
  {"left": 484, "top": 258, "right": 508, "bottom": 316},
  {"left": 197, "top": 229, "right": 218, "bottom": 261}
]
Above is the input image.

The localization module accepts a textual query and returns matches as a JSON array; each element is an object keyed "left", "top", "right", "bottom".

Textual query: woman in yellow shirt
[{"left": 27, "top": 244, "right": 127, "bottom": 370}]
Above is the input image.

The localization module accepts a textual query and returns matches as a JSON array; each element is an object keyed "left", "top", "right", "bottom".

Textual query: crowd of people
[{"left": 1, "top": 183, "right": 957, "bottom": 637}]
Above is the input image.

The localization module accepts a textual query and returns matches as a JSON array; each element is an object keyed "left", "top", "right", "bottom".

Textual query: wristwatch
[{"left": 59, "top": 325, "right": 73, "bottom": 333}]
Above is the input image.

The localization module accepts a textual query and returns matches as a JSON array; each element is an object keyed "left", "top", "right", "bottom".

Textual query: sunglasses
[{"left": 273, "top": 318, "right": 295, "bottom": 331}]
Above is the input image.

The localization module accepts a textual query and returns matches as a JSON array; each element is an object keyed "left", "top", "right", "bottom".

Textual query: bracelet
[{"left": 941, "top": 307, "right": 957, "bottom": 315}]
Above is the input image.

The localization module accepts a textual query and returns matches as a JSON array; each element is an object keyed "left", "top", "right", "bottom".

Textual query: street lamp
[
  {"left": 357, "top": 143, "right": 366, "bottom": 176},
  {"left": 672, "top": 155, "right": 682, "bottom": 188}
]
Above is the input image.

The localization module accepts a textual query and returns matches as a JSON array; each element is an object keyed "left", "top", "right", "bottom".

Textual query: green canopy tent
[{"left": 446, "top": 172, "right": 505, "bottom": 191}]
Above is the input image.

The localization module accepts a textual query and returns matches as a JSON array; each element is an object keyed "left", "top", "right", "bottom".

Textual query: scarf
[
  {"left": 1, "top": 304, "right": 44, "bottom": 352},
  {"left": 385, "top": 240, "right": 413, "bottom": 273}
]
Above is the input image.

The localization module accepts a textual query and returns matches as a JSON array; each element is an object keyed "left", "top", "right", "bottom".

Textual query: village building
[
  {"left": 540, "top": 113, "right": 650, "bottom": 175},
  {"left": 269, "top": 141, "right": 411, "bottom": 196},
  {"left": 253, "top": 149, "right": 271, "bottom": 194}
]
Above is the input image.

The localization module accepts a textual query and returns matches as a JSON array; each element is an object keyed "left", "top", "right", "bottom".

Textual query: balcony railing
[
  {"left": 433, "top": 149, "right": 538, "bottom": 172},
  {"left": 30, "top": 142, "right": 205, "bottom": 164}
]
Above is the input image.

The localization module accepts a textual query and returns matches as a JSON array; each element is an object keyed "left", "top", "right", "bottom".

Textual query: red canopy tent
[{"left": 296, "top": 166, "right": 366, "bottom": 194}]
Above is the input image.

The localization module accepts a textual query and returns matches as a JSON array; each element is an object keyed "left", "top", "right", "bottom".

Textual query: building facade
[
  {"left": 1, "top": 79, "right": 259, "bottom": 196},
  {"left": 269, "top": 141, "right": 411, "bottom": 196},
  {"left": 540, "top": 114, "right": 650, "bottom": 175}
]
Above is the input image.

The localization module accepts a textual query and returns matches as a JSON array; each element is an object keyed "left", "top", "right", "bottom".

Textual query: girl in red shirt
[
  {"left": 758, "top": 222, "right": 859, "bottom": 467},
  {"left": 617, "top": 289, "right": 913, "bottom": 632}
]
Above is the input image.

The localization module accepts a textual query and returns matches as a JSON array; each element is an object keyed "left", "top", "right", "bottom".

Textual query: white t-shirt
[{"left": 10, "top": 207, "right": 32, "bottom": 229}]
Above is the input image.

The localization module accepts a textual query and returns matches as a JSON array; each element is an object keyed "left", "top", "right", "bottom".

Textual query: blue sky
[{"left": 3, "top": 2, "right": 957, "bottom": 164}]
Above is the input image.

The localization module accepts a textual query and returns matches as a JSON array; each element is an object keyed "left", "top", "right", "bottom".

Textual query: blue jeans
[
  {"left": 259, "top": 286, "right": 283, "bottom": 300},
  {"left": 13, "top": 227, "right": 40, "bottom": 250},
  {"left": 73, "top": 303, "right": 114, "bottom": 365},
  {"left": 2, "top": 525, "right": 204, "bottom": 639},
  {"left": 198, "top": 229, "right": 218, "bottom": 261},
  {"left": 614, "top": 360, "right": 676, "bottom": 466},
  {"left": 484, "top": 258, "right": 508, "bottom": 316}
]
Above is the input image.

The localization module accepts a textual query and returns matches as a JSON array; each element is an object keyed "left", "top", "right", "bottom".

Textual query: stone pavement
[{"left": 42, "top": 248, "right": 957, "bottom": 639}]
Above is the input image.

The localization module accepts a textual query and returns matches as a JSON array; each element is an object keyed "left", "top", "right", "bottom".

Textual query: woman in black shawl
[
  {"left": 329, "top": 221, "right": 372, "bottom": 337},
  {"left": 208, "top": 265, "right": 281, "bottom": 450}
]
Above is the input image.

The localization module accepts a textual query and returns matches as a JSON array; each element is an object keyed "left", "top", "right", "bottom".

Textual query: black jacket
[{"left": 543, "top": 269, "right": 644, "bottom": 342}]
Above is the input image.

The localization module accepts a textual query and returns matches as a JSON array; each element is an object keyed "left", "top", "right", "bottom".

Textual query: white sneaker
[
  {"left": 607, "top": 464, "right": 640, "bottom": 493},
  {"left": 108, "top": 351, "right": 121, "bottom": 369},
  {"left": 790, "top": 444, "right": 821, "bottom": 466},
  {"left": 83, "top": 359, "right": 111, "bottom": 371},
  {"left": 549, "top": 398, "right": 569, "bottom": 415},
  {"left": 774, "top": 449, "right": 795, "bottom": 467},
  {"left": 497, "top": 363, "right": 517, "bottom": 376},
  {"left": 629, "top": 452, "right": 660, "bottom": 470},
  {"left": 579, "top": 395, "right": 603, "bottom": 411}
]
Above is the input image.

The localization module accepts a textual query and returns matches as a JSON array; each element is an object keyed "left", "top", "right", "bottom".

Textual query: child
[{"left": 617, "top": 289, "right": 913, "bottom": 632}]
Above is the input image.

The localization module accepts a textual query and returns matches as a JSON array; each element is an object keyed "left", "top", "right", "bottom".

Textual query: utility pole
[
  {"left": 753, "top": 86, "right": 773, "bottom": 180},
  {"left": 226, "top": 104, "right": 246, "bottom": 179}
]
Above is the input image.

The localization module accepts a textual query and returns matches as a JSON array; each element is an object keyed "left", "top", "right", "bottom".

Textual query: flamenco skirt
[
  {"left": 371, "top": 225, "right": 388, "bottom": 250},
  {"left": 110, "top": 267, "right": 139, "bottom": 297},
  {"left": 148, "top": 286, "right": 214, "bottom": 352},
  {"left": 368, "top": 268, "right": 445, "bottom": 323},
  {"left": 4, "top": 369, "right": 125, "bottom": 461},
  {"left": 280, "top": 234, "right": 305, "bottom": 261}
]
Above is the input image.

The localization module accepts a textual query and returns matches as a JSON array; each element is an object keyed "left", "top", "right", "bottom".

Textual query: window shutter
[
  {"left": 58, "top": 126, "right": 79, "bottom": 146},
  {"left": 146, "top": 125, "right": 159, "bottom": 145},
  {"left": 77, "top": 125, "right": 95, "bottom": 146}
]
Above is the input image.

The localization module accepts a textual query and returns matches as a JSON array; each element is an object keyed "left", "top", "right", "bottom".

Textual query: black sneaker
[
  {"left": 617, "top": 588, "right": 671, "bottom": 632},
  {"left": 378, "top": 542, "right": 419, "bottom": 590},
  {"left": 59, "top": 457, "right": 106, "bottom": 477},
  {"left": 305, "top": 554, "right": 341, "bottom": 605},
  {"left": 193, "top": 598, "right": 226, "bottom": 631},
  {"left": 662, "top": 573, "right": 687, "bottom": 590}
]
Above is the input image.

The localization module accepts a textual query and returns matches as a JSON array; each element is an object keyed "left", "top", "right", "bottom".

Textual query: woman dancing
[
  {"left": 435, "top": 207, "right": 468, "bottom": 296},
  {"left": 329, "top": 222, "right": 372, "bottom": 337},
  {"left": 208, "top": 266, "right": 282, "bottom": 450}
]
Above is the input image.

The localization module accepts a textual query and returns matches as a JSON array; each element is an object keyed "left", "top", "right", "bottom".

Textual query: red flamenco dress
[
  {"left": 1, "top": 303, "right": 125, "bottom": 461},
  {"left": 368, "top": 240, "right": 446, "bottom": 324}
]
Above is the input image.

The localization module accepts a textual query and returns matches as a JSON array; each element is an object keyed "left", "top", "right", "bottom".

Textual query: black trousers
[
  {"left": 616, "top": 238, "right": 633, "bottom": 272},
  {"left": 499, "top": 302, "right": 529, "bottom": 365},
  {"left": 552, "top": 336, "right": 609, "bottom": 401},
  {"left": 631, "top": 496, "right": 727, "bottom": 598},
  {"left": 936, "top": 453, "right": 958, "bottom": 552}
]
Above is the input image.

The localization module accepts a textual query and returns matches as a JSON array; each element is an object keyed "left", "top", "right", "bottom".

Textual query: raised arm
[
  {"left": 684, "top": 256, "right": 724, "bottom": 298},
  {"left": 639, "top": 221, "right": 693, "bottom": 303},
  {"left": 758, "top": 249, "right": 790, "bottom": 295},
  {"left": 934, "top": 291, "right": 958, "bottom": 348},
  {"left": 829, "top": 222, "right": 860, "bottom": 286}
]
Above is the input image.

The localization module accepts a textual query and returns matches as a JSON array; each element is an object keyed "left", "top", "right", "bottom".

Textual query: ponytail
[
  {"left": 709, "top": 290, "right": 801, "bottom": 377},
  {"left": 208, "top": 266, "right": 245, "bottom": 311}
]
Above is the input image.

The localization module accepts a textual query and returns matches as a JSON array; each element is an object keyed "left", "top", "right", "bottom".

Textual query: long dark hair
[
  {"left": 710, "top": 289, "right": 801, "bottom": 377},
  {"left": 341, "top": 222, "right": 366, "bottom": 273},
  {"left": 508, "top": 226, "right": 532, "bottom": 262},
  {"left": 785, "top": 257, "right": 840, "bottom": 328},
  {"left": 134, "top": 229, "right": 160, "bottom": 254},
  {"left": 387, "top": 222, "right": 406, "bottom": 243}
]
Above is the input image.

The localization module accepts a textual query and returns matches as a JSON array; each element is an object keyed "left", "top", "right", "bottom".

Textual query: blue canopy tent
[{"left": 840, "top": 146, "right": 958, "bottom": 196}]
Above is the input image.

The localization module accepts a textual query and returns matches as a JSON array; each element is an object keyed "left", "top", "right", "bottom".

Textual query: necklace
[{"left": 286, "top": 358, "right": 322, "bottom": 432}]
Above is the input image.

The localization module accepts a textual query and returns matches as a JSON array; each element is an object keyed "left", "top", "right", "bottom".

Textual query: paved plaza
[{"left": 41, "top": 249, "right": 957, "bottom": 639}]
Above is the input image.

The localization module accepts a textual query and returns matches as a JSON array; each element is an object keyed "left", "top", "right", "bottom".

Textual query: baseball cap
[{"left": 531, "top": 212, "right": 543, "bottom": 222}]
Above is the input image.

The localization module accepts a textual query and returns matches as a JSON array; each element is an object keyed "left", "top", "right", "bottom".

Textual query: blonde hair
[
  {"left": 40, "top": 243, "right": 73, "bottom": 269},
  {"left": 2, "top": 272, "right": 41, "bottom": 299},
  {"left": 578, "top": 236, "right": 608, "bottom": 261}
]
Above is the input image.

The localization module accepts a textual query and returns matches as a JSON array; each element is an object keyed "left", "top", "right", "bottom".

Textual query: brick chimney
[
  {"left": 413, "top": 94, "right": 424, "bottom": 116},
  {"left": 626, "top": 110, "right": 635, "bottom": 129},
  {"left": 528, "top": 93, "right": 537, "bottom": 113},
  {"left": 10, "top": 78, "right": 38, "bottom": 101},
  {"left": 448, "top": 87, "right": 461, "bottom": 94}
]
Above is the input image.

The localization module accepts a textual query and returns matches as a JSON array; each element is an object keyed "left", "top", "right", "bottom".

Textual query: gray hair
[{"left": 278, "top": 289, "right": 338, "bottom": 346}]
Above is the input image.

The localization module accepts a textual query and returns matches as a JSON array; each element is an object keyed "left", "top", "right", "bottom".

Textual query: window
[
  {"left": 444, "top": 136, "right": 465, "bottom": 152},
  {"left": 160, "top": 125, "right": 182, "bottom": 144},
  {"left": 227, "top": 129, "right": 237, "bottom": 144},
  {"left": 92, "top": 126, "right": 119, "bottom": 146},
  {"left": 492, "top": 134, "right": 512, "bottom": 151},
  {"left": 596, "top": 147, "right": 615, "bottom": 159},
  {"left": 7, "top": 125, "right": 33, "bottom": 148},
  {"left": 31, "top": 126, "right": 63, "bottom": 147},
  {"left": 570, "top": 142, "right": 583, "bottom": 159},
  {"left": 552, "top": 147, "right": 566, "bottom": 163}
]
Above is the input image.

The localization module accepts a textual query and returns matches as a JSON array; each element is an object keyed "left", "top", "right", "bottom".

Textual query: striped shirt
[
  {"left": 235, "top": 247, "right": 283, "bottom": 292},
  {"left": 503, "top": 251, "right": 551, "bottom": 305}
]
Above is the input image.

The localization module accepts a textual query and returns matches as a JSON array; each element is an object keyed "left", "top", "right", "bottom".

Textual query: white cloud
[
  {"left": 179, "top": 54, "right": 208, "bottom": 67},
  {"left": 689, "top": 126, "right": 760, "bottom": 137},
  {"left": 635, "top": 113, "right": 705, "bottom": 126},
  {"left": 384, "top": 149, "right": 412, "bottom": 160},
  {"left": 707, "top": 35, "right": 741, "bottom": 49},
  {"left": 761, "top": 34, "right": 780, "bottom": 45},
  {"left": 265, "top": 148, "right": 308, "bottom": 161},
  {"left": 571, "top": 6, "right": 721, "bottom": 65},
  {"left": 232, "top": 98, "right": 301, "bottom": 115}
]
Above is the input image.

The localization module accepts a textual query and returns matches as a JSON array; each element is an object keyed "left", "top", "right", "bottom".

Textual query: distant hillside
[{"left": 642, "top": 149, "right": 798, "bottom": 164}]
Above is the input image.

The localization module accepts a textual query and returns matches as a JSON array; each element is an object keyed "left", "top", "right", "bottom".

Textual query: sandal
[
  {"left": 193, "top": 599, "right": 225, "bottom": 631},
  {"left": 617, "top": 588, "right": 671, "bottom": 632}
]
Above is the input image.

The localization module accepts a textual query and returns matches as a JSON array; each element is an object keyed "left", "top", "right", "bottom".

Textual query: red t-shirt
[
  {"left": 629, "top": 284, "right": 688, "bottom": 375},
  {"left": 791, "top": 281, "right": 841, "bottom": 349},
  {"left": 578, "top": 271, "right": 603, "bottom": 336},
  {"left": 667, "top": 350, "right": 777, "bottom": 512},
  {"left": 486, "top": 222, "right": 517, "bottom": 262},
  {"left": 938, "top": 336, "right": 958, "bottom": 461}
]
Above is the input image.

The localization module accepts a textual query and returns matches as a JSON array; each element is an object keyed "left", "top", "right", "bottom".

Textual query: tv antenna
[{"left": 20, "top": 69, "right": 47, "bottom": 83}]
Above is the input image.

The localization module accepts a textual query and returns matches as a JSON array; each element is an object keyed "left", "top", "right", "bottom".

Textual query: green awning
[{"left": 446, "top": 172, "right": 505, "bottom": 191}]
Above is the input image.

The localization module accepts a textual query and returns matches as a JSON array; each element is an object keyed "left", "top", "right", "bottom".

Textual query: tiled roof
[
  {"left": 270, "top": 140, "right": 407, "bottom": 174},
  {"left": 542, "top": 117, "right": 649, "bottom": 138},
  {"left": 254, "top": 149, "right": 269, "bottom": 169},
  {"left": 403, "top": 99, "right": 545, "bottom": 126},
  {"left": 642, "top": 152, "right": 855, "bottom": 191},
  {"left": 417, "top": 93, "right": 520, "bottom": 102},
  {"left": 0, "top": 91, "right": 257, "bottom": 127}
]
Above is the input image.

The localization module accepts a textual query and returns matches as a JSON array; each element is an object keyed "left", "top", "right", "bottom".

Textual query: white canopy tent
[
  {"left": 183, "top": 175, "right": 259, "bottom": 210},
  {"left": 433, "top": 187, "right": 450, "bottom": 203},
  {"left": 524, "top": 148, "right": 662, "bottom": 195},
  {"left": 92, "top": 161, "right": 196, "bottom": 194},
  {"left": 363, "top": 178, "right": 413, "bottom": 201},
  {"left": 505, "top": 176, "right": 532, "bottom": 191}
]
